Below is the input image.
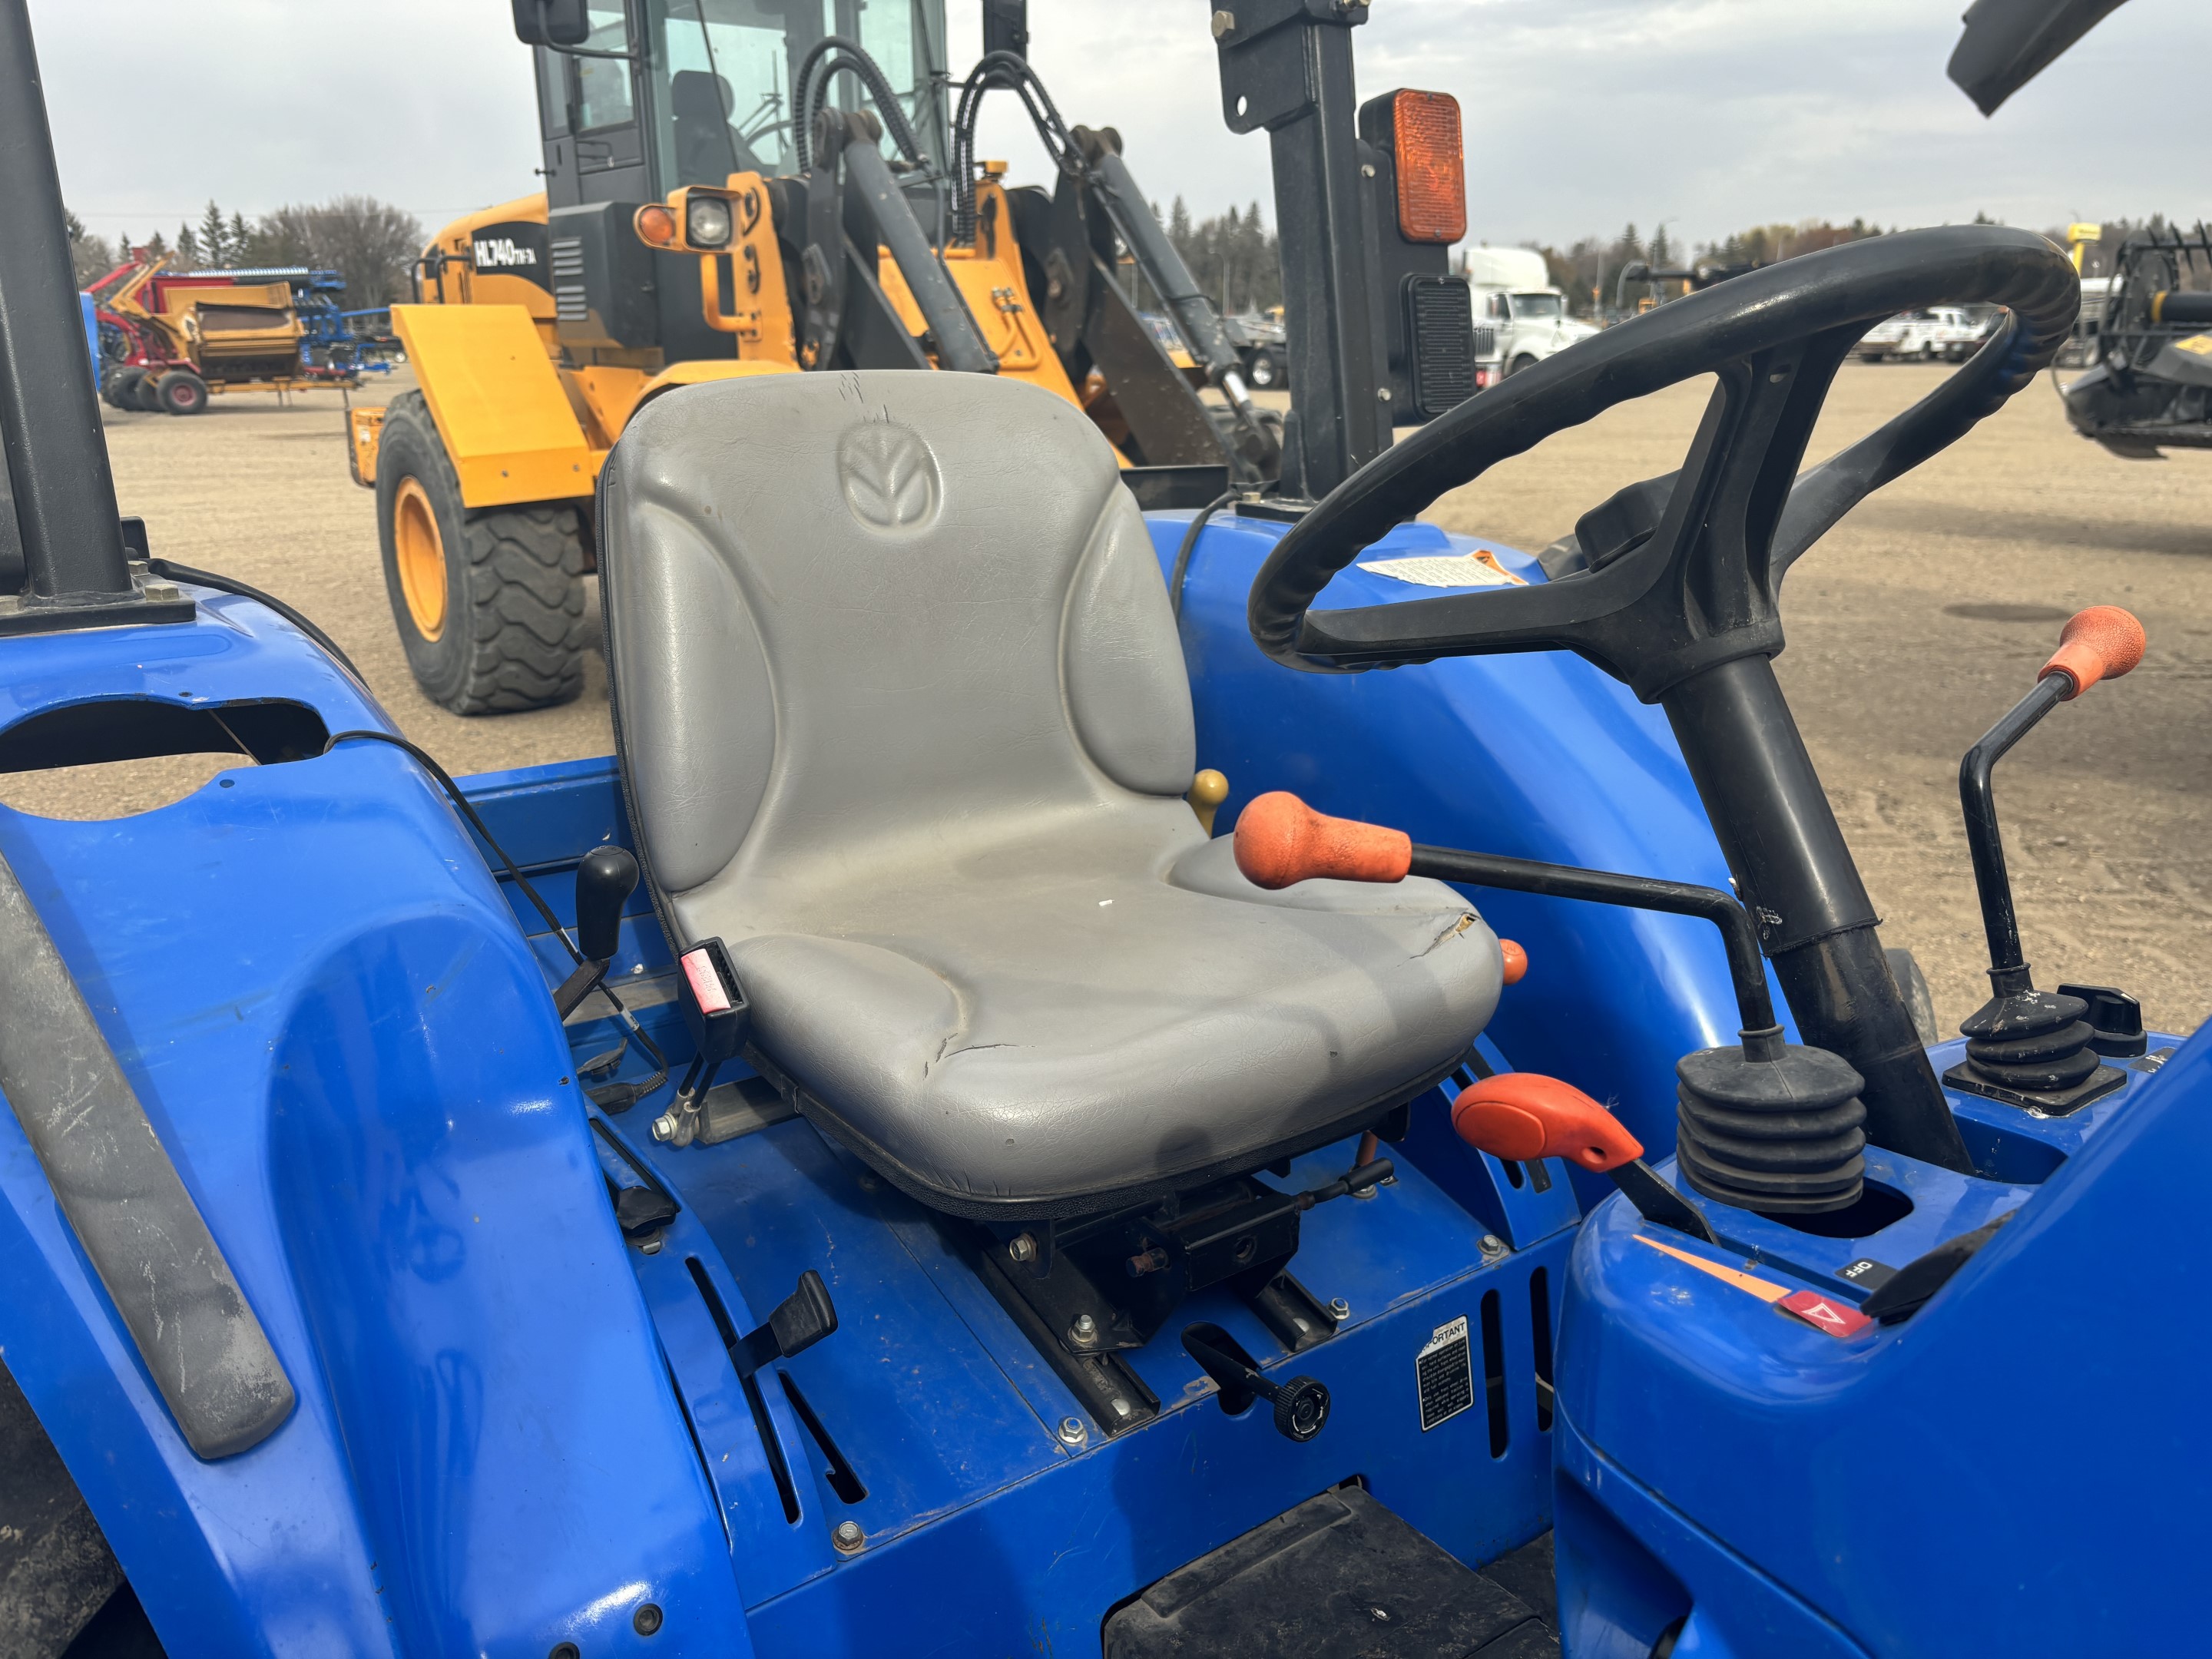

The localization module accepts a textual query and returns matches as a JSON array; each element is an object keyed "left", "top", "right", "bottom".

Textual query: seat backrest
[{"left": 600, "top": 371, "right": 1197, "bottom": 907}]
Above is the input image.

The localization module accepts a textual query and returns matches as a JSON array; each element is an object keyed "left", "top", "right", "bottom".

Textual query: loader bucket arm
[{"left": 1949, "top": 0, "right": 2133, "bottom": 114}]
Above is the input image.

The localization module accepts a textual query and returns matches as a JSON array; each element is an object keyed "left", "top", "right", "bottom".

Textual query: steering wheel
[{"left": 1249, "top": 225, "right": 2079, "bottom": 702}]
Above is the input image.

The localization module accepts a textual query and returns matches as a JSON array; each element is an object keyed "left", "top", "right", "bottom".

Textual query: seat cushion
[
  {"left": 722, "top": 820, "right": 1502, "bottom": 1213},
  {"left": 599, "top": 370, "right": 1502, "bottom": 1214}
]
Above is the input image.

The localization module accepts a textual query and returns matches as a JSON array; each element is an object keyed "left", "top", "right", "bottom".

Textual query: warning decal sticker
[{"left": 1416, "top": 1315, "right": 1475, "bottom": 1432}]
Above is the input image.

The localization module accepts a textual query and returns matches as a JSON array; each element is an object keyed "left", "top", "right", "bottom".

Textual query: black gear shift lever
[
  {"left": 552, "top": 846, "right": 641, "bottom": 1021},
  {"left": 1945, "top": 607, "right": 2144, "bottom": 1114}
]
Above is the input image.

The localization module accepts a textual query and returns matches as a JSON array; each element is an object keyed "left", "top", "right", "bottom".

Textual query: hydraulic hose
[{"left": 791, "top": 35, "right": 926, "bottom": 173}]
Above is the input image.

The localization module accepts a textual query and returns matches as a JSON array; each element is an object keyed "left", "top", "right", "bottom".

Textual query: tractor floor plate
[{"left": 1102, "top": 1485, "right": 1557, "bottom": 1657}]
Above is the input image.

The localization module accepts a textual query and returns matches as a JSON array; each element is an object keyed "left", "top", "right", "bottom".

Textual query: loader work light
[
  {"left": 1390, "top": 91, "right": 1465, "bottom": 244},
  {"left": 685, "top": 193, "right": 734, "bottom": 250}
]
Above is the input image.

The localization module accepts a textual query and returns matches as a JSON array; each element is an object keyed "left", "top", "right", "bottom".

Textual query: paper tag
[
  {"left": 1360, "top": 552, "right": 1528, "bottom": 589},
  {"left": 1416, "top": 1315, "right": 1475, "bottom": 1431}
]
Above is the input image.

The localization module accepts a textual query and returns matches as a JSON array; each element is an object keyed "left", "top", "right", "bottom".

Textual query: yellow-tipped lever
[{"left": 1187, "top": 770, "right": 1230, "bottom": 836}]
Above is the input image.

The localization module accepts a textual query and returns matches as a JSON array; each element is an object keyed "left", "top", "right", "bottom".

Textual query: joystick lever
[
  {"left": 1948, "top": 607, "right": 2146, "bottom": 1113},
  {"left": 553, "top": 846, "right": 642, "bottom": 1020},
  {"left": 1452, "top": 1073, "right": 1717, "bottom": 1243}
]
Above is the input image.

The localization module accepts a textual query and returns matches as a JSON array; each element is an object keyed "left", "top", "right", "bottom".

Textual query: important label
[{"left": 1416, "top": 1315, "right": 1474, "bottom": 1432}]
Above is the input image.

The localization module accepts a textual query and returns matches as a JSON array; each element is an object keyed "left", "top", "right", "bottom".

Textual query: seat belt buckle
[{"left": 678, "top": 938, "right": 751, "bottom": 1063}]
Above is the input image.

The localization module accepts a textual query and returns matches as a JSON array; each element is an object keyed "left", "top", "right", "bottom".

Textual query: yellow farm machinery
[{"left": 350, "top": 0, "right": 1472, "bottom": 713}]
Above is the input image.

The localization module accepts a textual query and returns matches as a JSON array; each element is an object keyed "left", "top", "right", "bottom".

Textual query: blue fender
[{"left": 0, "top": 593, "right": 749, "bottom": 1656}]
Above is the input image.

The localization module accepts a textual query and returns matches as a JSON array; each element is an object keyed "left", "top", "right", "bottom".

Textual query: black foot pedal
[{"left": 1103, "top": 1485, "right": 1556, "bottom": 1657}]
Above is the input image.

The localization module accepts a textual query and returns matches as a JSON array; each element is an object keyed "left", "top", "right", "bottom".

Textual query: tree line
[
  {"left": 1525, "top": 218, "right": 1895, "bottom": 317},
  {"left": 66, "top": 197, "right": 425, "bottom": 308},
  {"left": 1165, "top": 197, "right": 1282, "bottom": 315}
]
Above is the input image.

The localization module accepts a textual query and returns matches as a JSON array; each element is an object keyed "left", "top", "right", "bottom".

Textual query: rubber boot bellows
[
  {"left": 1674, "top": 1041, "right": 1868, "bottom": 1215},
  {"left": 1957, "top": 988, "right": 2100, "bottom": 1094}
]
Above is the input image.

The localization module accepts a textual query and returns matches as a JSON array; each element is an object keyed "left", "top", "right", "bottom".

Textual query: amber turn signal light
[
  {"left": 634, "top": 204, "right": 678, "bottom": 248},
  {"left": 1392, "top": 90, "right": 1465, "bottom": 245}
]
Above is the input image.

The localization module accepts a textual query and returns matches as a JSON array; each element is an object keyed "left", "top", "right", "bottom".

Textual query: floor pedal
[{"left": 1103, "top": 1485, "right": 1557, "bottom": 1657}]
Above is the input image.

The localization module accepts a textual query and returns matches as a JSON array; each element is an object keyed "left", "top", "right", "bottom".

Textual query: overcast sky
[{"left": 35, "top": 1, "right": 2204, "bottom": 258}]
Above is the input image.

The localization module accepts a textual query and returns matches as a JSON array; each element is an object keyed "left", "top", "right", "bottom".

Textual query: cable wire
[{"left": 1168, "top": 492, "right": 1237, "bottom": 621}]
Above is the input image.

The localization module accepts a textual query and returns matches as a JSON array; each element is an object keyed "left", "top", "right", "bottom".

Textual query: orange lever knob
[
  {"left": 1233, "top": 791, "right": 1412, "bottom": 890},
  {"left": 2040, "top": 605, "right": 2145, "bottom": 699},
  {"left": 1451, "top": 1073, "right": 1643, "bottom": 1174},
  {"left": 1499, "top": 940, "right": 1528, "bottom": 985}
]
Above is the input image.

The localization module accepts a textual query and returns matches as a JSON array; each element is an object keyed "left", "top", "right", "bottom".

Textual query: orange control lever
[
  {"left": 1233, "top": 791, "right": 1412, "bottom": 889},
  {"left": 2039, "top": 605, "right": 2146, "bottom": 699},
  {"left": 1451, "top": 1073, "right": 1643, "bottom": 1174}
]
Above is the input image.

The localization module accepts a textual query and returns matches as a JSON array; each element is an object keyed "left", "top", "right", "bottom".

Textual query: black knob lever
[
  {"left": 1183, "top": 1325, "right": 1330, "bottom": 1443},
  {"left": 553, "top": 845, "right": 641, "bottom": 1020}
]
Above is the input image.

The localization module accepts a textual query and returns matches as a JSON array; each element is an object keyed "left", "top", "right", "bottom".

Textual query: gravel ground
[{"left": 9, "top": 361, "right": 2205, "bottom": 1037}]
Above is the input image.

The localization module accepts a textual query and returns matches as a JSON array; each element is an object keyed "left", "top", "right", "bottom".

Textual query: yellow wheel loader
[{"left": 352, "top": 0, "right": 1280, "bottom": 714}]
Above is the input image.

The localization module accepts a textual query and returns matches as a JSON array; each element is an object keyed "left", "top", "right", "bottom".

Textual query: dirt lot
[{"left": 12, "top": 362, "right": 2207, "bottom": 1037}]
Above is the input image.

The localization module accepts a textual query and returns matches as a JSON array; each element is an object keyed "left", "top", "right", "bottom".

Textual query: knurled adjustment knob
[
  {"left": 1958, "top": 988, "right": 2099, "bottom": 1094},
  {"left": 1271, "top": 1375, "right": 1330, "bottom": 1443},
  {"left": 1674, "top": 1040, "right": 1867, "bottom": 1215}
]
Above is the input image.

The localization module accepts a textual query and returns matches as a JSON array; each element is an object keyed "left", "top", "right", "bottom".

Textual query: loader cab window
[
  {"left": 645, "top": 0, "right": 949, "bottom": 188},
  {"left": 572, "top": 3, "right": 637, "bottom": 131}
]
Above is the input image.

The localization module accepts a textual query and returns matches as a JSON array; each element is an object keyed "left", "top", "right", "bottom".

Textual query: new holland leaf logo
[{"left": 837, "top": 420, "right": 940, "bottom": 535}]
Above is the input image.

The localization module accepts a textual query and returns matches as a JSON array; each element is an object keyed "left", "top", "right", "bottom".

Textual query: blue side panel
[
  {"left": 0, "top": 592, "right": 747, "bottom": 1657},
  {"left": 1557, "top": 1032, "right": 2210, "bottom": 1657},
  {"left": 1154, "top": 511, "right": 1766, "bottom": 1181}
]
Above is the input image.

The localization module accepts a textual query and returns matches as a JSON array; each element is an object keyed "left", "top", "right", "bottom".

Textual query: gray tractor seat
[{"left": 599, "top": 371, "right": 1503, "bottom": 1217}]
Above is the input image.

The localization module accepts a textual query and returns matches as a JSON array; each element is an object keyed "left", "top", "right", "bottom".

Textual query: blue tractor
[{"left": 0, "top": 0, "right": 2194, "bottom": 1655}]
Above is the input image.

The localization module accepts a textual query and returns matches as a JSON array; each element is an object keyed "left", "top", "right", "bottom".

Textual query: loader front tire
[{"left": 375, "top": 392, "right": 589, "bottom": 715}]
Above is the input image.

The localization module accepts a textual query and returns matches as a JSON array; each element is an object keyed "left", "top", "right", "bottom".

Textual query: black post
[
  {"left": 1663, "top": 654, "right": 1975, "bottom": 1173},
  {"left": 0, "top": 0, "right": 131, "bottom": 602},
  {"left": 1214, "top": 0, "right": 1387, "bottom": 499}
]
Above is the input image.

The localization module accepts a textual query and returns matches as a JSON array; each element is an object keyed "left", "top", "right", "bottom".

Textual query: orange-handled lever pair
[
  {"left": 1452, "top": 1072, "right": 1715, "bottom": 1243},
  {"left": 2039, "top": 604, "right": 2146, "bottom": 700}
]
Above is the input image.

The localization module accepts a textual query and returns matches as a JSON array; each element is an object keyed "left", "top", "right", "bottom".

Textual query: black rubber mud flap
[
  {"left": 1103, "top": 1485, "right": 1556, "bottom": 1657},
  {"left": 0, "top": 853, "right": 293, "bottom": 1459}
]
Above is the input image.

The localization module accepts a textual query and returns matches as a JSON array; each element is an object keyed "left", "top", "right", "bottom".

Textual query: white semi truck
[{"left": 1461, "top": 246, "right": 1598, "bottom": 377}]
